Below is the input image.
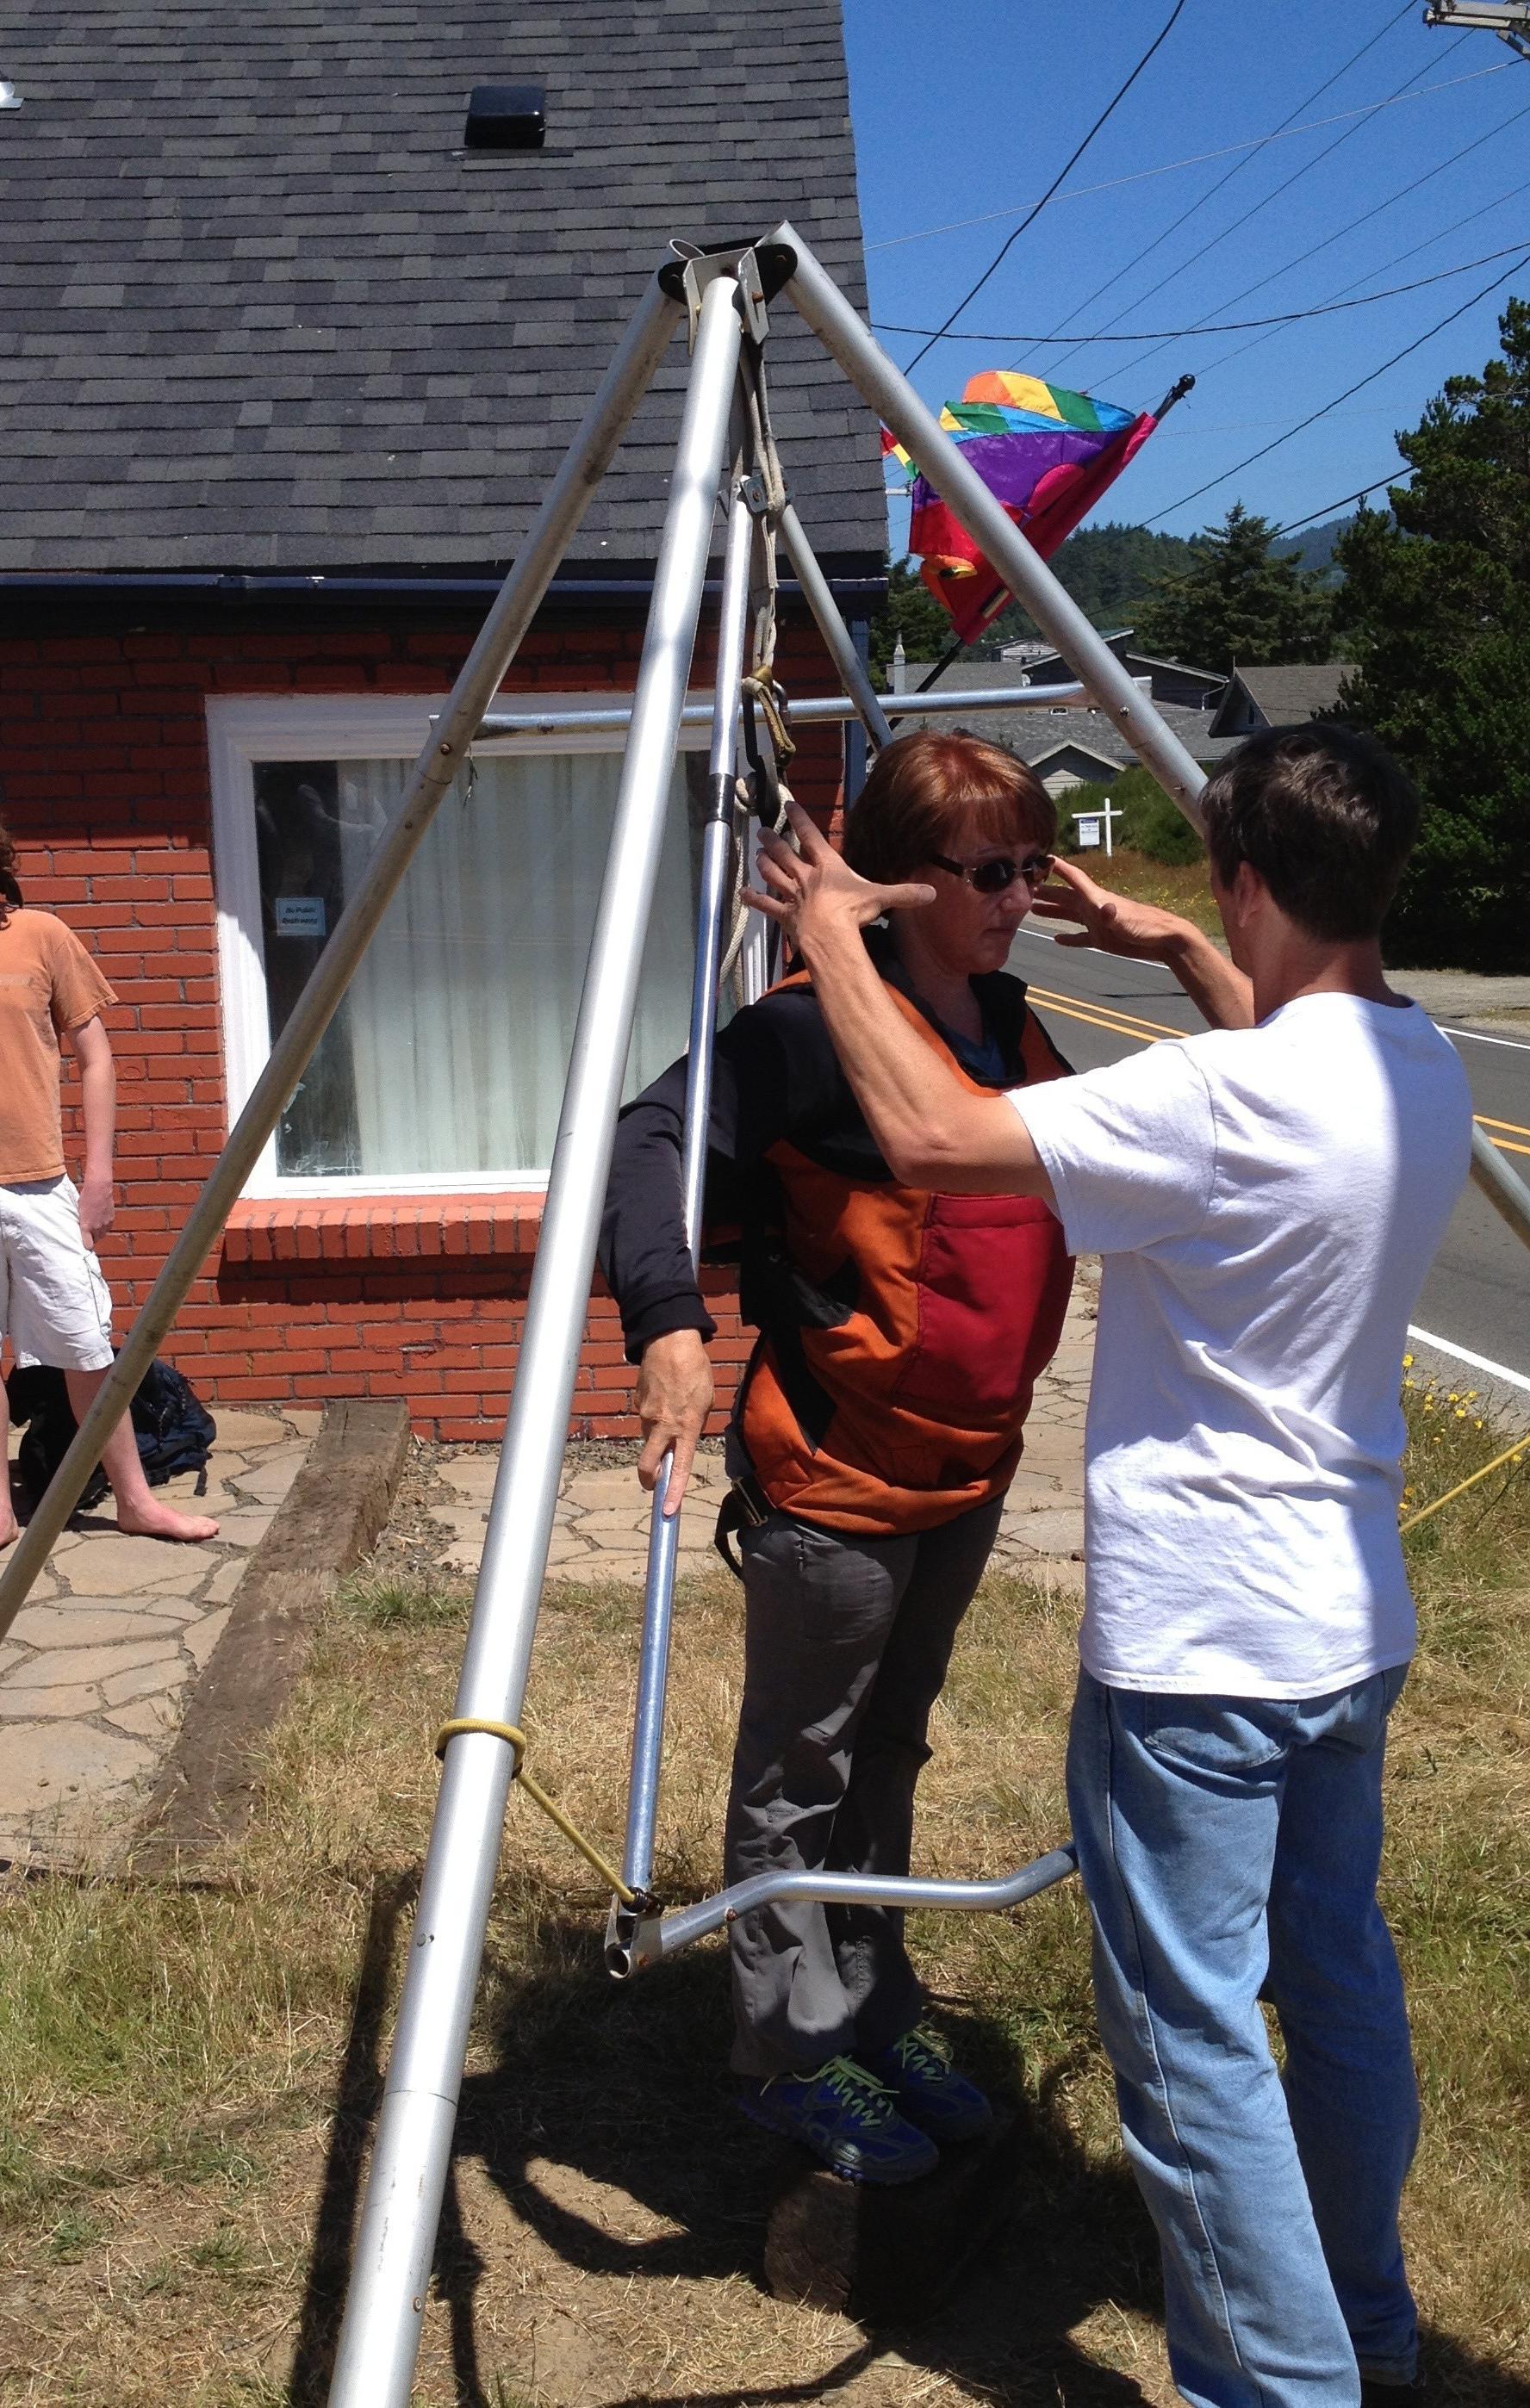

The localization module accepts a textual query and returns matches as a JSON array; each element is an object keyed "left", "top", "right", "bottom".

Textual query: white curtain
[{"left": 330, "top": 752, "right": 696, "bottom": 1176}]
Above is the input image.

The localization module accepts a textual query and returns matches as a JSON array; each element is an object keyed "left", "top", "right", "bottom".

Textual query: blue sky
[{"left": 842, "top": 0, "right": 1530, "bottom": 549}]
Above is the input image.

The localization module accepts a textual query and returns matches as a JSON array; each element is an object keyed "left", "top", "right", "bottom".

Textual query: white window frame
[{"left": 206, "top": 691, "right": 712, "bottom": 1200}]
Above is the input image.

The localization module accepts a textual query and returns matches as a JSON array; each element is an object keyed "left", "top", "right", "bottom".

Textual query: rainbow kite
[{"left": 887, "top": 370, "right": 1160, "bottom": 645}]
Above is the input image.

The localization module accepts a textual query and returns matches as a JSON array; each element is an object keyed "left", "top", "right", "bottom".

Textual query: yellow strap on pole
[
  {"left": 1399, "top": 1436, "right": 1529, "bottom": 1536},
  {"left": 434, "top": 1717, "right": 638, "bottom": 1907}
]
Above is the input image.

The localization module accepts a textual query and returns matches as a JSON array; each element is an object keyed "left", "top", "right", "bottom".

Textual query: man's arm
[
  {"left": 66, "top": 1015, "right": 116, "bottom": 1244},
  {"left": 1032, "top": 857, "right": 1254, "bottom": 1030},
  {"left": 748, "top": 805, "right": 1056, "bottom": 1201}
]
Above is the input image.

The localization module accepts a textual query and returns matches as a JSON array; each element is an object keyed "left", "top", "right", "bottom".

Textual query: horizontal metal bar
[
  {"left": 473, "top": 680, "right": 1089, "bottom": 743},
  {"left": 613, "top": 1840, "right": 1080, "bottom": 1975}
]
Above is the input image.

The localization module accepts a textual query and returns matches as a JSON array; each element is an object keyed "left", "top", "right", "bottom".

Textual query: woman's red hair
[{"left": 843, "top": 729, "right": 1054, "bottom": 884}]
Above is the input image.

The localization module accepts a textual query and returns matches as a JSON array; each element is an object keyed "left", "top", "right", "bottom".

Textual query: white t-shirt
[{"left": 1011, "top": 994, "right": 1472, "bottom": 1697}]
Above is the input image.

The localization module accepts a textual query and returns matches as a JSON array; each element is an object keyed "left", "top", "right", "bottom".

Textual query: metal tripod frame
[{"left": 0, "top": 229, "right": 1522, "bottom": 2408}]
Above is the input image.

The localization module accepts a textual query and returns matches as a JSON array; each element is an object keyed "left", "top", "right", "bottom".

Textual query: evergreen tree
[
  {"left": 1135, "top": 503, "right": 1334, "bottom": 675},
  {"left": 866, "top": 556, "right": 954, "bottom": 682},
  {"left": 982, "top": 523, "right": 1194, "bottom": 651},
  {"left": 1334, "top": 299, "right": 1530, "bottom": 971}
]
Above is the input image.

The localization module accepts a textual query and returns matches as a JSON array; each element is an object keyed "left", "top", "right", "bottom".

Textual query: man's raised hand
[
  {"left": 1031, "top": 855, "right": 1202, "bottom": 963},
  {"left": 744, "top": 795, "right": 933, "bottom": 955}
]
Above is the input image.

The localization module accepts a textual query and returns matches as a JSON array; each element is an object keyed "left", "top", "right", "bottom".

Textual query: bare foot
[
  {"left": 115, "top": 1499, "right": 220, "bottom": 1543},
  {"left": 0, "top": 1514, "right": 18, "bottom": 1549}
]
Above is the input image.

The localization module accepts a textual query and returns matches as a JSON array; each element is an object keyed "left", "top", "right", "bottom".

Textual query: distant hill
[
  {"left": 1273, "top": 513, "right": 1369, "bottom": 581},
  {"left": 981, "top": 521, "right": 1195, "bottom": 655}
]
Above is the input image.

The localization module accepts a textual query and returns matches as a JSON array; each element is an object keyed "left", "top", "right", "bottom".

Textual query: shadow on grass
[
  {"left": 289, "top": 1875, "right": 1154, "bottom": 2405},
  {"left": 289, "top": 1879, "right": 1530, "bottom": 2408}
]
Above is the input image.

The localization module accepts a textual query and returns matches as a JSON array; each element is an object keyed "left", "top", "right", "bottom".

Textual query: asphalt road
[{"left": 1009, "top": 922, "right": 1530, "bottom": 1421}]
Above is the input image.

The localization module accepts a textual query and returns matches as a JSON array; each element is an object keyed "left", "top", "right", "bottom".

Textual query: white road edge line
[
  {"left": 1442, "top": 1024, "right": 1530, "bottom": 1052},
  {"left": 1406, "top": 1325, "right": 1530, "bottom": 1396},
  {"left": 1015, "top": 925, "right": 1186, "bottom": 978}
]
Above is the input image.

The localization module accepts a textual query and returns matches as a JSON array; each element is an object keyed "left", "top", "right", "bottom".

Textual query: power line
[
  {"left": 1169, "top": 168, "right": 1530, "bottom": 388},
  {"left": 902, "top": 0, "right": 1188, "bottom": 374},
  {"left": 868, "top": 242, "right": 1529, "bottom": 344},
  {"left": 864, "top": 58, "right": 1511, "bottom": 253},
  {"left": 1057, "top": 34, "right": 1474, "bottom": 388},
  {"left": 1271, "top": 475, "right": 1411, "bottom": 541},
  {"left": 1142, "top": 247, "right": 1530, "bottom": 528},
  {"left": 1029, "top": 3, "right": 1414, "bottom": 370},
  {"left": 1097, "top": 82, "right": 1530, "bottom": 394}
]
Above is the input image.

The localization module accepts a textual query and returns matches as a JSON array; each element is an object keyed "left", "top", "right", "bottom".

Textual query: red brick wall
[{"left": 0, "top": 602, "right": 848, "bottom": 1440}]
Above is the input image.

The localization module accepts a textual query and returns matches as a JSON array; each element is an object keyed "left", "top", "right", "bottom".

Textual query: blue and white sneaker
[
  {"left": 738, "top": 2053, "right": 939, "bottom": 2185},
  {"left": 860, "top": 2024, "right": 995, "bottom": 2143}
]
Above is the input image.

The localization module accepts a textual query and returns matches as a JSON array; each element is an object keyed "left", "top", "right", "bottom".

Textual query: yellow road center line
[
  {"left": 1026, "top": 984, "right": 1181, "bottom": 1042},
  {"left": 1028, "top": 993, "right": 1166, "bottom": 1046},
  {"left": 1475, "top": 1110, "right": 1530, "bottom": 1143}
]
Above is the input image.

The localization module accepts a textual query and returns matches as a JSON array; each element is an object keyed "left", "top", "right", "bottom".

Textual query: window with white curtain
[{"left": 208, "top": 696, "right": 712, "bottom": 1195}]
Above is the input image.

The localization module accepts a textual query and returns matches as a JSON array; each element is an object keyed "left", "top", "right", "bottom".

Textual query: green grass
[
  {"left": 0, "top": 1399, "right": 1526, "bottom": 2403},
  {"left": 342, "top": 1569, "right": 472, "bottom": 1629},
  {"left": 1055, "top": 841, "right": 1228, "bottom": 939}
]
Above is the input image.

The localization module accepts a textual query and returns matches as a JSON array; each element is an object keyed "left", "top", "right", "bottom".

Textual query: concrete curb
[{"left": 135, "top": 1398, "right": 410, "bottom": 1859}]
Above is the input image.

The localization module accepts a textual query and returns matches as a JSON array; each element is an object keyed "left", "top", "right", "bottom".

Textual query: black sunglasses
[{"left": 927, "top": 848, "right": 1054, "bottom": 896}]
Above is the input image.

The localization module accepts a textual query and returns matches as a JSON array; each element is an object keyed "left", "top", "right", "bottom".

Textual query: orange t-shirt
[{"left": 0, "top": 908, "right": 118, "bottom": 1182}]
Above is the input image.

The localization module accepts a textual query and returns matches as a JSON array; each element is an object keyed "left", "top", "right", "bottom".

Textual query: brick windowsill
[{"left": 223, "top": 1193, "right": 548, "bottom": 1268}]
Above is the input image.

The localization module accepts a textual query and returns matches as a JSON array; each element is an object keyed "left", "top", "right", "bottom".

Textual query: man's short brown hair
[
  {"left": 843, "top": 729, "right": 1055, "bottom": 885},
  {"left": 1200, "top": 725, "right": 1421, "bottom": 943}
]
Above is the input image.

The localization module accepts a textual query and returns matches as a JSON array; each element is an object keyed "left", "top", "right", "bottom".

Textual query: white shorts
[{"left": 0, "top": 1176, "right": 115, "bottom": 1373}]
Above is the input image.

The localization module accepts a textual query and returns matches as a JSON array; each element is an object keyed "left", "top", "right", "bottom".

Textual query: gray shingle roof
[
  {"left": 892, "top": 669, "right": 1241, "bottom": 771},
  {"left": 0, "top": 2, "right": 885, "bottom": 575},
  {"left": 1216, "top": 664, "right": 1355, "bottom": 730}
]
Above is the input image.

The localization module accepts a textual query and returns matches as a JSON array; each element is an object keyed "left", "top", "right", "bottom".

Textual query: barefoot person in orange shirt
[{"left": 0, "top": 820, "right": 217, "bottom": 1547}]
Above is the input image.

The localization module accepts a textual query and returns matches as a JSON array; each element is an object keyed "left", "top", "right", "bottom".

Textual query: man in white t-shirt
[{"left": 747, "top": 726, "right": 1472, "bottom": 2407}]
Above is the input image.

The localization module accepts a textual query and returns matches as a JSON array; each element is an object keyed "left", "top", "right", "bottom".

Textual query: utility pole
[{"left": 1422, "top": 2, "right": 1530, "bottom": 61}]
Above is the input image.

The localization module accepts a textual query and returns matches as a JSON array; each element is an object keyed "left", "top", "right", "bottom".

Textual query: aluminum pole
[
  {"left": 325, "top": 265, "right": 745, "bottom": 2408},
  {"left": 0, "top": 273, "right": 683, "bottom": 1645},
  {"left": 773, "top": 221, "right": 1207, "bottom": 831},
  {"left": 473, "top": 680, "right": 1087, "bottom": 742},
  {"left": 776, "top": 500, "right": 894, "bottom": 748},
  {"left": 1470, "top": 1120, "right": 1530, "bottom": 1251},
  {"left": 650, "top": 1842, "right": 1080, "bottom": 1968},
  {"left": 619, "top": 464, "right": 756, "bottom": 1906}
]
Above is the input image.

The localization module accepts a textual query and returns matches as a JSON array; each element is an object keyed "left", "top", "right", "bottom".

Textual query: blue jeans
[{"left": 1067, "top": 1667, "right": 1419, "bottom": 2408}]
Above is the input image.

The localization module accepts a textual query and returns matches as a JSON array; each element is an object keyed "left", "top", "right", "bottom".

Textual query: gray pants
[{"left": 724, "top": 1496, "right": 1004, "bottom": 2078}]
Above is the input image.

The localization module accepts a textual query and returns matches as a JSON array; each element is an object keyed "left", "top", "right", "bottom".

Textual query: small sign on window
[{"left": 274, "top": 895, "right": 327, "bottom": 937}]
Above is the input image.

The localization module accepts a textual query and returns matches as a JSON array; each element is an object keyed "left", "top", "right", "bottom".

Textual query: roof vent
[
  {"left": 465, "top": 83, "right": 545, "bottom": 150},
  {"left": 0, "top": 80, "right": 22, "bottom": 111}
]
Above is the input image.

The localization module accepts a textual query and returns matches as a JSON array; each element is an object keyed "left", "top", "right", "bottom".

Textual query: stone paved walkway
[
  {"left": 425, "top": 1284, "right": 1096, "bottom": 1592},
  {"left": 0, "top": 1288, "right": 1096, "bottom": 1870},
  {"left": 0, "top": 1407, "right": 318, "bottom": 1866}
]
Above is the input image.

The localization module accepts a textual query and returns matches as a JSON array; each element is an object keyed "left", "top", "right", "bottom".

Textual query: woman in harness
[{"left": 600, "top": 729, "right": 1073, "bottom": 2184}]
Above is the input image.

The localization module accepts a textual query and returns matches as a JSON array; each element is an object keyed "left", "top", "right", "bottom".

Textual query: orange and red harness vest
[{"left": 736, "top": 979, "right": 1074, "bottom": 1537}]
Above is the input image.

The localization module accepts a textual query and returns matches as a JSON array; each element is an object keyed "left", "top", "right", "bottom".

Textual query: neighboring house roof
[
  {"left": 0, "top": 1, "right": 884, "bottom": 579},
  {"left": 892, "top": 674, "right": 1243, "bottom": 773},
  {"left": 1210, "top": 663, "right": 1355, "bottom": 735},
  {"left": 1001, "top": 630, "right": 1228, "bottom": 694},
  {"left": 896, "top": 661, "right": 1048, "bottom": 694},
  {"left": 1029, "top": 742, "right": 1123, "bottom": 779}
]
